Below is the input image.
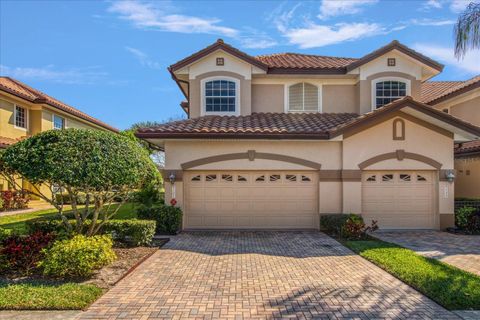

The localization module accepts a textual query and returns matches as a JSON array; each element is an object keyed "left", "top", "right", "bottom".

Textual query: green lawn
[
  {"left": 0, "top": 282, "right": 103, "bottom": 310},
  {"left": 345, "top": 239, "right": 480, "bottom": 310},
  {"left": 0, "top": 203, "right": 138, "bottom": 234}
]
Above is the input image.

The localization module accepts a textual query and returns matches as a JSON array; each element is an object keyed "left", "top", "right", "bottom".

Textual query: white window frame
[
  {"left": 371, "top": 77, "right": 411, "bottom": 111},
  {"left": 284, "top": 82, "right": 322, "bottom": 113},
  {"left": 200, "top": 76, "right": 240, "bottom": 116},
  {"left": 52, "top": 114, "right": 67, "bottom": 130},
  {"left": 13, "top": 104, "right": 28, "bottom": 131}
]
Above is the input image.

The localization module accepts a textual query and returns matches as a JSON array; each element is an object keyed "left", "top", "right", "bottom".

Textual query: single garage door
[
  {"left": 184, "top": 171, "right": 318, "bottom": 229},
  {"left": 362, "top": 171, "right": 436, "bottom": 229}
]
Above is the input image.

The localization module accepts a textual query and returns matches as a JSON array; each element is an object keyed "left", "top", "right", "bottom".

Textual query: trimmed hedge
[
  {"left": 27, "top": 219, "right": 156, "bottom": 246},
  {"left": 320, "top": 214, "right": 353, "bottom": 235},
  {"left": 137, "top": 204, "right": 182, "bottom": 235}
]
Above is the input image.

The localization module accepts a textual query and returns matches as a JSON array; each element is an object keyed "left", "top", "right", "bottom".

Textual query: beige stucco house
[
  {"left": 136, "top": 39, "right": 480, "bottom": 231},
  {"left": 0, "top": 76, "right": 117, "bottom": 197},
  {"left": 420, "top": 75, "right": 480, "bottom": 199}
]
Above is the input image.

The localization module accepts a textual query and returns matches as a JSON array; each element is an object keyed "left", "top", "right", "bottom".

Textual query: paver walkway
[
  {"left": 79, "top": 231, "right": 458, "bottom": 320},
  {"left": 374, "top": 230, "right": 480, "bottom": 276}
]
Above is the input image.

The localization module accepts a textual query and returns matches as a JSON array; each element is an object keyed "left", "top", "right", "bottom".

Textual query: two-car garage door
[
  {"left": 184, "top": 171, "right": 318, "bottom": 229},
  {"left": 362, "top": 171, "right": 436, "bottom": 229}
]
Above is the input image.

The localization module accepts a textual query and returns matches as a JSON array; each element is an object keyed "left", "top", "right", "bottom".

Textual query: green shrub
[
  {"left": 41, "top": 235, "right": 116, "bottom": 277},
  {"left": 320, "top": 214, "right": 352, "bottom": 235},
  {"left": 137, "top": 204, "right": 182, "bottom": 234},
  {"left": 27, "top": 219, "right": 156, "bottom": 246},
  {"left": 455, "top": 206, "right": 476, "bottom": 229},
  {"left": 133, "top": 183, "right": 164, "bottom": 206},
  {"left": 101, "top": 220, "right": 156, "bottom": 246},
  {"left": 0, "top": 227, "right": 12, "bottom": 242},
  {"left": 321, "top": 213, "right": 377, "bottom": 239},
  {"left": 55, "top": 193, "right": 87, "bottom": 205}
]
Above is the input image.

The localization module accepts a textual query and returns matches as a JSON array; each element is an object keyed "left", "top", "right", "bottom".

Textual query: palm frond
[{"left": 454, "top": 2, "right": 480, "bottom": 59}]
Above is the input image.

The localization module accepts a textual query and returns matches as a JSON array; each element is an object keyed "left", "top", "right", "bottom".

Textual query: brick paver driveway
[
  {"left": 79, "top": 232, "right": 458, "bottom": 320},
  {"left": 374, "top": 230, "right": 480, "bottom": 276}
]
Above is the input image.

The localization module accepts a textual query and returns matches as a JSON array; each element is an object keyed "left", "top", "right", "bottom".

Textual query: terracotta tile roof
[
  {"left": 255, "top": 53, "right": 357, "bottom": 73},
  {"left": 136, "top": 96, "right": 480, "bottom": 141},
  {"left": 455, "top": 140, "right": 480, "bottom": 156},
  {"left": 0, "top": 77, "right": 118, "bottom": 132},
  {"left": 136, "top": 112, "right": 359, "bottom": 139},
  {"left": 421, "top": 75, "right": 480, "bottom": 104},
  {"left": 0, "top": 136, "right": 23, "bottom": 148}
]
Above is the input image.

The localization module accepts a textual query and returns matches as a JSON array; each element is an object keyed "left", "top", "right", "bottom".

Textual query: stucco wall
[
  {"left": 342, "top": 116, "right": 453, "bottom": 170},
  {"left": 251, "top": 84, "right": 284, "bottom": 113},
  {"left": 449, "top": 96, "right": 480, "bottom": 127},
  {"left": 322, "top": 85, "right": 358, "bottom": 113},
  {"left": 165, "top": 140, "right": 342, "bottom": 171},
  {"left": 455, "top": 157, "right": 480, "bottom": 198}
]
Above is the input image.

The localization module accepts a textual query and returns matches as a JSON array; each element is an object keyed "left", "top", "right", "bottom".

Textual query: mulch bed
[{"left": 0, "top": 239, "right": 169, "bottom": 288}]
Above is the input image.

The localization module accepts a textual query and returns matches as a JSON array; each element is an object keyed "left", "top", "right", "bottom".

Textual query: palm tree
[{"left": 454, "top": 2, "right": 480, "bottom": 59}]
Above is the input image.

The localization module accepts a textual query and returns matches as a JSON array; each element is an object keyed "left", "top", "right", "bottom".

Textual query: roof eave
[{"left": 135, "top": 132, "right": 330, "bottom": 140}]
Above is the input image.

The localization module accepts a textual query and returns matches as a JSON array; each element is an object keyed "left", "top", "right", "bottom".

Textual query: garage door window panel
[
  {"left": 237, "top": 175, "right": 247, "bottom": 182},
  {"left": 206, "top": 174, "right": 217, "bottom": 182}
]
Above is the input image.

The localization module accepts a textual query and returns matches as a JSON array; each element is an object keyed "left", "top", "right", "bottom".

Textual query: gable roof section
[
  {"left": 170, "top": 39, "right": 443, "bottom": 77},
  {"left": 169, "top": 39, "right": 268, "bottom": 72},
  {"left": 330, "top": 96, "right": 480, "bottom": 139},
  {"left": 255, "top": 53, "right": 357, "bottom": 74},
  {"left": 0, "top": 77, "right": 118, "bottom": 132},
  {"left": 345, "top": 40, "right": 444, "bottom": 72},
  {"left": 421, "top": 75, "right": 480, "bottom": 105}
]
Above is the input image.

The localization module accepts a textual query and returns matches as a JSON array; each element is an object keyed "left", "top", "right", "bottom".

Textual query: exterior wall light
[
  {"left": 169, "top": 173, "right": 176, "bottom": 184},
  {"left": 446, "top": 171, "right": 455, "bottom": 183}
]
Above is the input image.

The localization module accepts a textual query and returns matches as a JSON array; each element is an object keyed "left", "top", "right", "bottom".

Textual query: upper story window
[
  {"left": 14, "top": 105, "right": 27, "bottom": 129},
  {"left": 374, "top": 80, "right": 408, "bottom": 109},
  {"left": 288, "top": 82, "right": 319, "bottom": 112},
  {"left": 203, "top": 78, "right": 238, "bottom": 114},
  {"left": 53, "top": 114, "right": 65, "bottom": 130}
]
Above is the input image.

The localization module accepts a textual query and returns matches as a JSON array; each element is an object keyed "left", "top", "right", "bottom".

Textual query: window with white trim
[
  {"left": 14, "top": 105, "right": 27, "bottom": 129},
  {"left": 288, "top": 82, "right": 319, "bottom": 112},
  {"left": 53, "top": 115, "right": 65, "bottom": 130},
  {"left": 204, "top": 79, "right": 236, "bottom": 113},
  {"left": 374, "top": 80, "right": 407, "bottom": 109}
]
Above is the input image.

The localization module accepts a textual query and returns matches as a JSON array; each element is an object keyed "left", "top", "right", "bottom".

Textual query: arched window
[
  {"left": 374, "top": 80, "right": 408, "bottom": 109},
  {"left": 288, "top": 82, "right": 319, "bottom": 112},
  {"left": 203, "top": 78, "right": 238, "bottom": 114}
]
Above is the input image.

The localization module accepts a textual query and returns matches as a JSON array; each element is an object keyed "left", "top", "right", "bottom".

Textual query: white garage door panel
[
  {"left": 185, "top": 171, "right": 318, "bottom": 229},
  {"left": 362, "top": 171, "right": 435, "bottom": 229}
]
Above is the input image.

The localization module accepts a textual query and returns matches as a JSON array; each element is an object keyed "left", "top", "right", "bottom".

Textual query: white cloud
[
  {"left": 450, "top": 0, "right": 471, "bottom": 13},
  {"left": 413, "top": 43, "right": 480, "bottom": 74},
  {"left": 423, "top": 0, "right": 443, "bottom": 9},
  {"left": 0, "top": 65, "right": 109, "bottom": 84},
  {"left": 125, "top": 46, "right": 162, "bottom": 69},
  {"left": 282, "top": 22, "right": 383, "bottom": 49},
  {"left": 318, "top": 0, "right": 378, "bottom": 19},
  {"left": 108, "top": 0, "right": 238, "bottom": 37},
  {"left": 409, "top": 18, "right": 456, "bottom": 26}
]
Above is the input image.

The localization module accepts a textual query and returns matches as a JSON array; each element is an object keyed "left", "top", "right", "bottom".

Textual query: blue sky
[{"left": 1, "top": 0, "right": 478, "bottom": 130}]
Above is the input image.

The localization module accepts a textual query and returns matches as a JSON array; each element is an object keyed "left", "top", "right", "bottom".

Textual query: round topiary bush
[{"left": 41, "top": 234, "right": 116, "bottom": 277}]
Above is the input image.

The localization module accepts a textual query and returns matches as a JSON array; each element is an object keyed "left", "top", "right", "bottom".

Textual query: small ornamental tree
[{"left": 0, "top": 128, "right": 160, "bottom": 236}]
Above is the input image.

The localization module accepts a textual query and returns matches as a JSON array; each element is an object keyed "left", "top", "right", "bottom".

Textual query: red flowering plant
[
  {"left": 1, "top": 231, "right": 55, "bottom": 275},
  {"left": 0, "top": 190, "right": 30, "bottom": 211}
]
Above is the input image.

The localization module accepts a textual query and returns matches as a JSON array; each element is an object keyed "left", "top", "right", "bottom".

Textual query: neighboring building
[
  {"left": 420, "top": 76, "right": 480, "bottom": 199},
  {"left": 136, "top": 39, "right": 480, "bottom": 230},
  {"left": 0, "top": 76, "right": 117, "bottom": 196}
]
